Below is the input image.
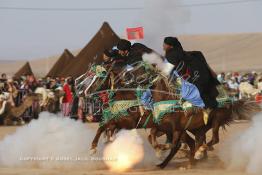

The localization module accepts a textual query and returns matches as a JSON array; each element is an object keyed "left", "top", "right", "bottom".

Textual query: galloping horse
[
  {"left": 83, "top": 64, "right": 197, "bottom": 167},
  {"left": 149, "top": 72, "right": 261, "bottom": 168},
  {"left": 79, "top": 63, "right": 261, "bottom": 169}
]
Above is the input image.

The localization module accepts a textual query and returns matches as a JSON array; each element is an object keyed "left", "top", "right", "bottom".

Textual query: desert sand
[{"left": 0, "top": 121, "right": 251, "bottom": 175}]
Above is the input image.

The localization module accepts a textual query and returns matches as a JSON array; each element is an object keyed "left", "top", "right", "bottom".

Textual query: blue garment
[
  {"left": 126, "top": 64, "right": 134, "bottom": 71},
  {"left": 173, "top": 71, "right": 205, "bottom": 108},
  {"left": 140, "top": 89, "right": 154, "bottom": 110}
]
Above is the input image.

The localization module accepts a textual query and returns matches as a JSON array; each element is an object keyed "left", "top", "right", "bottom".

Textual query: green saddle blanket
[{"left": 100, "top": 100, "right": 140, "bottom": 126}]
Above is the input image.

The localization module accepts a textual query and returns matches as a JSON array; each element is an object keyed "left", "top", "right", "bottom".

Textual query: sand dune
[
  {"left": 1, "top": 33, "right": 261, "bottom": 77},
  {"left": 0, "top": 56, "right": 59, "bottom": 78},
  {"left": 180, "top": 33, "right": 262, "bottom": 72}
]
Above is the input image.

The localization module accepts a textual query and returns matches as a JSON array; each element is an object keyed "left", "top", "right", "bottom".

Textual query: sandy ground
[{"left": 0, "top": 120, "right": 252, "bottom": 175}]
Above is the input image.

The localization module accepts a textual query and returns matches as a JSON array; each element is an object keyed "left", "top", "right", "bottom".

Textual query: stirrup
[{"left": 203, "top": 108, "right": 212, "bottom": 125}]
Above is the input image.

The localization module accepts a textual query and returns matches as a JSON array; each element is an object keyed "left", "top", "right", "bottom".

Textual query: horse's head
[
  {"left": 83, "top": 65, "right": 111, "bottom": 97},
  {"left": 112, "top": 61, "right": 158, "bottom": 88}
]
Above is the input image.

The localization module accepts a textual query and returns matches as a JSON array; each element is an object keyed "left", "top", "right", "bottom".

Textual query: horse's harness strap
[
  {"left": 135, "top": 112, "right": 152, "bottom": 129},
  {"left": 142, "top": 113, "right": 152, "bottom": 129},
  {"left": 184, "top": 115, "right": 193, "bottom": 131},
  {"left": 110, "top": 72, "right": 115, "bottom": 90}
]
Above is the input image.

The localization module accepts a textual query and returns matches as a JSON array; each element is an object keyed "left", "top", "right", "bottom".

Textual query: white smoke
[
  {"left": 0, "top": 112, "right": 156, "bottom": 171},
  {"left": 219, "top": 112, "right": 262, "bottom": 174},
  {"left": 138, "top": 0, "right": 191, "bottom": 53},
  {"left": 142, "top": 52, "right": 174, "bottom": 76},
  {"left": 103, "top": 129, "right": 157, "bottom": 172},
  {"left": 0, "top": 112, "right": 105, "bottom": 169},
  {"left": 103, "top": 130, "right": 144, "bottom": 172}
]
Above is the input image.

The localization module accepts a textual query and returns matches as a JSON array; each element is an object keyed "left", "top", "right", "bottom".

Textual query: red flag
[{"left": 126, "top": 27, "right": 144, "bottom": 40}]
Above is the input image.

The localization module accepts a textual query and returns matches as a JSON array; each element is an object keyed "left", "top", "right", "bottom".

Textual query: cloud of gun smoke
[
  {"left": 137, "top": 0, "right": 191, "bottom": 53},
  {"left": 0, "top": 112, "right": 157, "bottom": 171},
  {"left": 219, "top": 112, "right": 262, "bottom": 174}
]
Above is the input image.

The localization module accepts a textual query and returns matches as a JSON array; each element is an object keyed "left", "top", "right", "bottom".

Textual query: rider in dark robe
[
  {"left": 163, "top": 37, "right": 220, "bottom": 109},
  {"left": 103, "top": 49, "right": 127, "bottom": 69},
  {"left": 117, "top": 39, "right": 152, "bottom": 66}
]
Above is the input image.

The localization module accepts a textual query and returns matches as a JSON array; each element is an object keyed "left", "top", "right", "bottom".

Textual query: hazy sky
[{"left": 0, "top": 0, "right": 262, "bottom": 60}]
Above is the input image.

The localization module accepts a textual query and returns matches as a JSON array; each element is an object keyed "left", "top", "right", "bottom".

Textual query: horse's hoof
[
  {"left": 89, "top": 148, "right": 97, "bottom": 155},
  {"left": 155, "top": 159, "right": 163, "bottom": 166},
  {"left": 194, "top": 150, "right": 204, "bottom": 160},
  {"left": 156, "top": 163, "right": 166, "bottom": 169},
  {"left": 199, "top": 145, "right": 207, "bottom": 151},
  {"left": 179, "top": 167, "right": 187, "bottom": 171},
  {"left": 155, "top": 149, "right": 162, "bottom": 159},
  {"left": 109, "top": 136, "right": 114, "bottom": 142},
  {"left": 180, "top": 143, "right": 189, "bottom": 150},
  {"left": 18, "top": 120, "right": 25, "bottom": 125}
]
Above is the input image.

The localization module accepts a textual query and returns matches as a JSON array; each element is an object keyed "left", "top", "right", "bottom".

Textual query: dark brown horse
[
  {"left": 85, "top": 64, "right": 261, "bottom": 169},
  {"left": 149, "top": 75, "right": 261, "bottom": 168},
  {"left": 85, "top": 65, "right": 197, "bottom": 167}
]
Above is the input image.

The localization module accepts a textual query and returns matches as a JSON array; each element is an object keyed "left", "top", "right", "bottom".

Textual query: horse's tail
[{"left": 230, "top": 99, "right": 261, "bottom": 120}]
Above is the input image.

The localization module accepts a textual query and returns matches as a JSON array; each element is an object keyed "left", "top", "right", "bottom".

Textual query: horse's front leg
[
  {"left": 193, "top": 130, "right": 208, "bottom": 160},
  {"left": 181, "top": 132, "right": 196, "bottom": 167},
  {"left": 157, "top": 130, "right": 182, "bottom": 169},
  {"left": 105, "top": 125, "right": 117, "bottom": 143},
  {"left": 149, "top": 127, "right": 158, "bottom": 148},
  {"left": 149, "top": 127, "right": 165, "bottom": 159},
  {"left": 90, "top": 125, "right": 106, "bottom": 155},
  {"left": 207, "top": 123, "right": 220, "bottom": 150}
]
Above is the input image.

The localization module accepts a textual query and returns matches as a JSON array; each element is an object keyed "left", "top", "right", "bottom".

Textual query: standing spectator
[
  {"left": 50, "top": 79, "right": 58, "bottom": 90},
  {"left": 0, "top": 73, "right": 7, "bottom": 93},
  {"left": 77, "top": 93, "right": 84, "bottom": 121},
  {"left": 61, "top": 78, "right": 73, "bottom": 116},
  {"left": 233, "top": 72, "right": 241, "bottom": 84},
  {"left": 68, "top": 77, "right": 79, "bottom": 119},
  {"left": 27, "top": 75, "right": 38, "bottom": 92},
  {"left": 45, "top": 76, "right": 51, "bottom": 89},
  {"left": 1, "top": 73, "right": 7, "bottom": 82}
]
